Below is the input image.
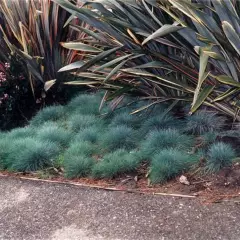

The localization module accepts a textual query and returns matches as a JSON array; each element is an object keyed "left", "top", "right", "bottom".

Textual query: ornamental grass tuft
[
  {"left": 100, "top": 125, "right": 136, "bottom": 151},
  {"left": 205, "top": 142, "right": 236, "bottom": 173},
  {"left": 141, "top": 114, "right": 183, "bottom": 134},
  {"left": 185, "top": 111, "right": 225, "bottom": 135},
  {"left": 149, "top": 149, "right": 197, "bottom": 184},
  {"left": 66, "top": 93, "right": 101, "bottom": 115},
  {"left": 7, "top": 127, "right": 36, "bottom": 139},
  {"left": 109, "top": 111, "right": 143, "bottom": 129},
  {"left": 8, "top": 138, "right": 60, "bottom": 172},
  {"left": 36, "top": 123, "right": 71, "bottom": 148},
  {"left": 140, "top": 129, "right": 193, "bottom": 160},
  {"left": 64, "top": 156, "right": 95, "bottom": 179},
  {"left": 64, "top": 141, "right": 97, "bottom": 159},
  {"left": 201, "top": 132, "right": 218, "bottom": 146},
  {"left": 30, "top": 105, "right": 65, "bottom": 126},
  {"left": 73, "top": 126, "right": 101, "bottom": 144},
  {"left": 67, "top": 114, "right": 101, "bottom": 131},
  {"left": 0, "top": 137, "right": 12, "bottom": 169},
  {"left": 91, "top": 149, "right": 140, "bottom": 179}
]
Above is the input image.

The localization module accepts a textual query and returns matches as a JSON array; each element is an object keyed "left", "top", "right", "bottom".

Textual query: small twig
[
  {"left": 0, "top": 174, "right": 196, "bottom": 198},
  {"left": 17, "top": 106, "right": 29, "bottom": 123},
  {"left": 0, "top": 174, "right": 140, "bottom": 193},
  {"left": 191, "top": 180, "right": 209, "bottom": 185},
  {"left": 190, "top": 143, "right": 203, "bottom": 154},
  {"left": 153, "top": 192, "right": 196, "bottom": 198}
]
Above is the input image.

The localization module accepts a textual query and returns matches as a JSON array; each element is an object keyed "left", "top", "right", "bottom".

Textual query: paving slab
[{"left": 0, "top": 176, "right": 239, "bottom": 240}]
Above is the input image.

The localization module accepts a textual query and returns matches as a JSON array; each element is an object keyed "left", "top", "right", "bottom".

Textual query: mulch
[{"left": 1, "top": 163, "right": 239, "bottom": 205}]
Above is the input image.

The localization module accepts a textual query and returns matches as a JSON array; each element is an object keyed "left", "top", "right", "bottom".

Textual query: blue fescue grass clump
[
  {"left": 205, "top": 142, "right": 236, "bottom": 173},
  {"left": 67, "top": 114, "right": 101, "bottom": 131},
  {"left": 36, "top": 123, "right": 72, "bottom": 148},
  {"left": 201, "top": 132, "right": 218, "bottom": 146},
  {"left": 0, "top": 137, "right": 12, "bottom": 169},
  {"left": 64, "top": 141, "right": 98, "bottom": 159},
  {"left": 109, "top": 111, "right": 143, "bottom": 129},
  {"left": 30, "top": 105, "right": 65, "bottom": 126},
  {"left": 73, "top": 126, "right": 101, "bottom": 144},
  {"left": 66, "top": 93, "right": 101, "bottom": 115},
  {"left": 100, "top": 125, "right": 136, "bottom": 151},
  {"left": 91, "top": 149, "right": 140, "bottom": 179},
  {"left": 63, "top": 140, "right": 98, "bottom": 178},
  {"left": 141, "top": 114, "right": 183, "bottom": 134},
  {"left": 8, "top": 138, "right": 60, "bottom": 172},
  {"left": 0, "top": 131, "right": 6, "bottom": 136},
  {"left": 149, "top": 149, "right": 197, "bottom": 184},
  {"left": 64, "top": 156, "right": 95, "bottom": 179},
  {"left": 7, "top": 127, "right": 36, "bottom": 139},
  {"left": 185, "top": 111, "right": 226, "bottom": 135},
  {"left": 2, "top": 91, "right": 238, "bottom": 181},
  {"left": 140, "top": 129, "right": 193, "bottom": 160}
]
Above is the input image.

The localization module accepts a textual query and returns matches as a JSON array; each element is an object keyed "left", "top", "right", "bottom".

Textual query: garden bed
[
  {"left": 0, "top": 163, "right": 240, "bottom": 204},
  {"left": 0, "top": 92, "right": 239, "bottom": 200}
]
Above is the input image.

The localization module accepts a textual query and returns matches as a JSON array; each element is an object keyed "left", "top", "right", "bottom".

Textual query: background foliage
[
  {"left": 0, "top": 0, "right": 87, "bottom": 129},
  {"left": 54, "top": 0, "right": 240, "bottom": 121}
]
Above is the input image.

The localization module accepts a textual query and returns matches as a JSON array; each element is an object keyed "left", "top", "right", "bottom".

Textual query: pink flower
[
  {"left": 0, "top": 72, "right": 6, "bottom": 82},
  {"left": 4, "top": 93, "right": 8, "bottom": 99},
  {"left": 4, "top": 62, "right": 10, "bottom": 68}
]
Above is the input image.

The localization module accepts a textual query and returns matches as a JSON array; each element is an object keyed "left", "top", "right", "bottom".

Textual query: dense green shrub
[
  {"left": 91, "top": 149, "right": 140, "bottom": 179},
  {"left": 0, "top": 0, "right": 87, "bottom": 95},
  {"left": 100, "top": 125, "right": 136, "bottom": 151},
  {"left": 0, "top": 57, "right": 36, "bottom": 130},
  {"left": 140, "top": 129, "right": 193, "bottom": 160},
  {"left": 0, "top": 1, "right": 90, "bottom": 130},
  {"left": 205, "top": 142, "right": 236, "bottom": 173},
  {"left": 149, "top": 149, "right": 197, "bottom": 184}
]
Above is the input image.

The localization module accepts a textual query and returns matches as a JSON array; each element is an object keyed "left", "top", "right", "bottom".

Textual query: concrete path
[{"left": 0, "top": 176, "right": 239, "bottom": 240}]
